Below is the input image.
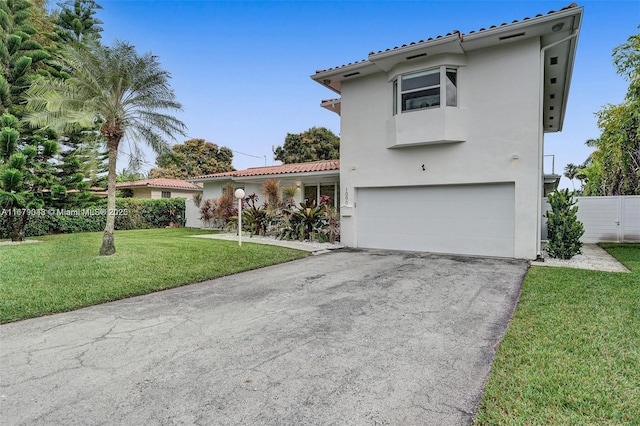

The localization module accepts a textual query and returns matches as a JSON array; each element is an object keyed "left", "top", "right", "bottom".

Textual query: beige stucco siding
[{"left": 131, "top": 188, "right": 152, "bottom": 199}]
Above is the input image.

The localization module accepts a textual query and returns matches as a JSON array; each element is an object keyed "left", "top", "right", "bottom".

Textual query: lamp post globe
[{"left": 234, "top": 188, "right": 245, "bottom": 246}]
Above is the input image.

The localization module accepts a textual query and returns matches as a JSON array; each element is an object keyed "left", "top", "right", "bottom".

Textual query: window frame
[
  {"left": 161, "top": 191, "right": 171, "bottom": 198},
  {"left": 302, "top": 182, "right": 340, "bottom": 208},
  {"left": 393, "top": 66, "right": 457, "bottom": 115}
]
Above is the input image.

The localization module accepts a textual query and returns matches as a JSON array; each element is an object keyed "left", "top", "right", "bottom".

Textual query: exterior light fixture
[{"left": 234, "top": 188, "right": 245, "bottom": 246}]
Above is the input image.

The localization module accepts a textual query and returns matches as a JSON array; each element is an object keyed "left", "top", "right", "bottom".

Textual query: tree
[
  {"left": 563, "top": 163, "right": 579, "bottom": 191},
  {"left": 116, "top": 167, "right": 145, "bottom": 183},
  {"left": 149, "top": 138, "right": 233, "bottom": 179},
  {"left": 28, "top": 0, "right": 56, "bottom": 48},
  {"left": 53, "top": 0, "right": 103, "bottom": 43},
  {"left": 0, "top": 0, "right": 51, "bottom": 116},
  {"left": 581, "top": 30, "right": 640, "bottom": 196},
  {"left": 0, "top": 113, "right": 62, "bottom": 241},
  {"left": 273, "top": 127, "right": 339, "bottom": 164},
  {"left": 24, "top": 41, "right": 186, "bottom": 255}
]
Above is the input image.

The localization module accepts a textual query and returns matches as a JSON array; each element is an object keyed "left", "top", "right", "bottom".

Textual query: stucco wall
[
  {"left": 339, "top": 37, "right": 543, "bottom": 258},
  {"left": 202, "top": 180, "right": 307, "bottom": 205},
  {"left": 130, "top": 188, "right": 200, "bottom": 200},
  {"left": 131, "top": 188, "right": 152, "bottom": 199}
]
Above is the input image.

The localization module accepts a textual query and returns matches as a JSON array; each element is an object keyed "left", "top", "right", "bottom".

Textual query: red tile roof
[
  {"left": 191, "top": 160, "right": 340, "bottom": 180},
  {"left": 116, "top": 178, "right": 203, "bottom": 190},
  {"left": 315, "top": 3, "right": 579, "bottom": 74}
]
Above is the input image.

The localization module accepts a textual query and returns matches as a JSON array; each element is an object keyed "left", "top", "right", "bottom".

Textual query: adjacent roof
[
  {"left": 190, "top": 160, "right": 340, "bottom": 181},
  {"left": 116, "top": 178, "right": 203, "bottom": 191},
  {"left": 311, "top": 3, "right": 583, "bottom": 132}
]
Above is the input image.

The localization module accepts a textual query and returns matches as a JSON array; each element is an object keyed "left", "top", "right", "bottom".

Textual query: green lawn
[
  {"left": 475, "top": 243, "right": 640, "bottom": 425},
  {"left": 0, "top": 228, "right": 307, "bottom": 323}
]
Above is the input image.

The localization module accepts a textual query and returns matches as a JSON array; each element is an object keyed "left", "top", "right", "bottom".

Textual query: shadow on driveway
[{"left": 1, "top": 249, "right": 528, "bottom": 425}]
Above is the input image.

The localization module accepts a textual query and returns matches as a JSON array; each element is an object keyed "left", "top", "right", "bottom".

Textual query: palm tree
[
  {"left": 563, "top": 163, "right": 579, "bottom": 191},
  {"left": 24, "top": 41, "right": 186, "bottom": 255}
]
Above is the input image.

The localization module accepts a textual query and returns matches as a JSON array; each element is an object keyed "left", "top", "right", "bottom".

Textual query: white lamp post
[{"left": 234, "top": 188, "right": 245, "bottom": 246}]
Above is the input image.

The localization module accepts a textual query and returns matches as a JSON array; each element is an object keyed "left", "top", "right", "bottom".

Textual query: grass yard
[
  {"left": 475, "top": 243, "right": 640, "bottom": 425},
  {"left": 0, "top": 228, "right": 307, "bottom": 323}
]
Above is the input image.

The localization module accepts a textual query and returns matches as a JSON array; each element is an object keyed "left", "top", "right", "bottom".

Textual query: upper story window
[{"left": 393, "top": 66, "right": 457, "bottom": 114}]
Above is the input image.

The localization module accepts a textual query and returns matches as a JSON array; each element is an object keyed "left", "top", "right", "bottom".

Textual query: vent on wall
[
  {"left": 406, "top": 53, "right": 427, "bottom": 60},
  {"left": 343, "top": 71, "right": 361, "bottom": 78},
  {"left": 550, "top": 56, "right": 558, "bottom": 65},
  {"left": 499, "top": 32, "right": 525, "bottom": 41}
]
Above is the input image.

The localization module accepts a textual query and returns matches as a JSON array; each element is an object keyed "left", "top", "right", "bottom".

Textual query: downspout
[{"left": 536, "top": 29, "right": 579, "bottom": 259}]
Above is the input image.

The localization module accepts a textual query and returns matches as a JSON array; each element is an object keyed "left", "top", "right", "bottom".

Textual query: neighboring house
[
  {"left": 311, "top": 4, "right": 583, "bottom": 259},
  {"left": 189, "top": 160, "right": 340, "bottom": 207},
  {"left": 116, "top": 178, "right": 203, "bottom": 199}
]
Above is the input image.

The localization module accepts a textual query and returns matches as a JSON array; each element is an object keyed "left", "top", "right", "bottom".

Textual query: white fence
[
  {"left": 542, "top": 196, "right": 640, "bottom": 243},
  {"left": 185, "top": 199, "right": 201, "bottom": 228}
]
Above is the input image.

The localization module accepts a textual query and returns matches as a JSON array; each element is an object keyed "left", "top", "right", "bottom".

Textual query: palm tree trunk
[{"left": 99, "top": 143, "right": 118, "bottom": 255}]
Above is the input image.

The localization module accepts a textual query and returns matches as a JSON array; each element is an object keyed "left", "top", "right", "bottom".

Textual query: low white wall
[{"left": 541, "top": 195, "right": 640, "bottom": 243}]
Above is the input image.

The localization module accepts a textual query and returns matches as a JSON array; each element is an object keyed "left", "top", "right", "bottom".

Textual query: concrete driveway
[{"left": 1, "top": 250, "right": 528, "bottom": 425}]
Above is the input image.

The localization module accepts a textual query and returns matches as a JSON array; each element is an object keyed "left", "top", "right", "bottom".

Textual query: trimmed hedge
[{"left": 0, "top": 198, "right": 186, "bottom": 239}]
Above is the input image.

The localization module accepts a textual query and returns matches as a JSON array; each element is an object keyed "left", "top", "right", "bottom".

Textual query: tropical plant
[
  {"left": 214, "top": 184, "right": 237, "bottom": 225},
  {"left": 192, "top": 192, "right": 203, "bottom": 208},
  {"left": 578, "top": 30, "right": 640, "bottom": 196},
  {"left": 24, "top": 41, "right": 186, "bottom": 255},
  {"left": 199, "top": 198, "right": 215, "bottom": 226},
  {"left": 544, "top": 189, "right": 585, "bottom": 259},
  {"left": 563, "top": 163, "right": 579, "bottom": 191},
  {"left": 261, "top": 178, "right": 280, "bottom": 208},
  {"left": 116, "top": 167, "right": 145, "bottom": 183},
  {"left": 324, "top": 205, "right": 341, "bottom": 243},
  {"left": 278, "top": 197, "right": 329, "bottom": 242},
  {"left": 281, "top": 186, "right": 297, "bottom": 207},
  {"left": 241, "top": 193, "right": 269, "bottom": 236},
  {"left": 273, "top": 127, "right": 339, "bottom": 164}
]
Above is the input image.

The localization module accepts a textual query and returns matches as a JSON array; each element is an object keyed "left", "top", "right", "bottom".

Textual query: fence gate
[{"left": 541, "top": 196, "right": 640, "bottom": 243}]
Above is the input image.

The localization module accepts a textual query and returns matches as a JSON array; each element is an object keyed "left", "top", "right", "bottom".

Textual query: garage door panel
[{"left": 356, "top": 184, "right": 515, "bottom": 257}]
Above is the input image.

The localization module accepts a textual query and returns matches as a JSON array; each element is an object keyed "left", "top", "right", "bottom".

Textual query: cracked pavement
[{"left": 0, "top": 249, "right": 527, "bottom": 425}]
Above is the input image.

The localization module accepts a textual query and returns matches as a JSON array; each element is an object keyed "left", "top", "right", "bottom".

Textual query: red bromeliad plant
[
  {"left": 241, "top": 193, "right": 270, "bottom": 236},
  {"left": 278, "top": 196, "right": 332, "bottom": 242}
]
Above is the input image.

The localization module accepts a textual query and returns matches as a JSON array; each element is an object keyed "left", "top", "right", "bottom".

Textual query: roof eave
[
  {"left": 311, "top": 61, "right": 377, "bottom": 94},
  {"left": 368, "top": 34, "right": 464, "bottom": 72},
  {"left": 233, "top": 169, "right": 340, "bottom": 182},
  {"left": 187, "top": 176, "right": 234, "bottom": 183},
  {"left": 146, "top": 186, "right": 201, "bottom": 191}
]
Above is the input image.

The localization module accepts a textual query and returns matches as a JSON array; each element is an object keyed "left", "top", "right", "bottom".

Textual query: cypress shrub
[{"left": 544, "top": 189, "right": 585, "bottom": 259}]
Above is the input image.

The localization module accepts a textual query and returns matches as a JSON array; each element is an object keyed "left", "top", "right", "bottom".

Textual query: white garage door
[{"left": 356, "top": 183, "right": 515, "bottom": 257}]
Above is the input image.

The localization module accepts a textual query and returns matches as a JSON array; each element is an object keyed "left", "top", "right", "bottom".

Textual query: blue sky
[{"left": 97, "top": 0, "right": 639, "bottom": 188}]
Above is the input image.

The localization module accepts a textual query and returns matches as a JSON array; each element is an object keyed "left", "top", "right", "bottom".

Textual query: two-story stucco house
[{"left": 311, "top": 4, "right": 583, "bottom": 259}]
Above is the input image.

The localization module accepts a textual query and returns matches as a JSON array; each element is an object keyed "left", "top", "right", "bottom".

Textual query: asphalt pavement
[{"left": 1, "top": 249, "right": 528, "bottom": 425}]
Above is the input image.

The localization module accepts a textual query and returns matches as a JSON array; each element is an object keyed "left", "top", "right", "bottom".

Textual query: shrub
[
  {"left": 278, "top": 197, "right": 329, "bottom": 242},
  {"left": 241, "top": 193, "right": 270, "bottom": 236},
  {"left": 200, "top": 185, "right": 237, "bottom": 229},
  {"left": 0, "top": 198, "right": 185, "bottom": 238},
  {"left": 544, "top": 189, "right": 585, "bottom": 259}
]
